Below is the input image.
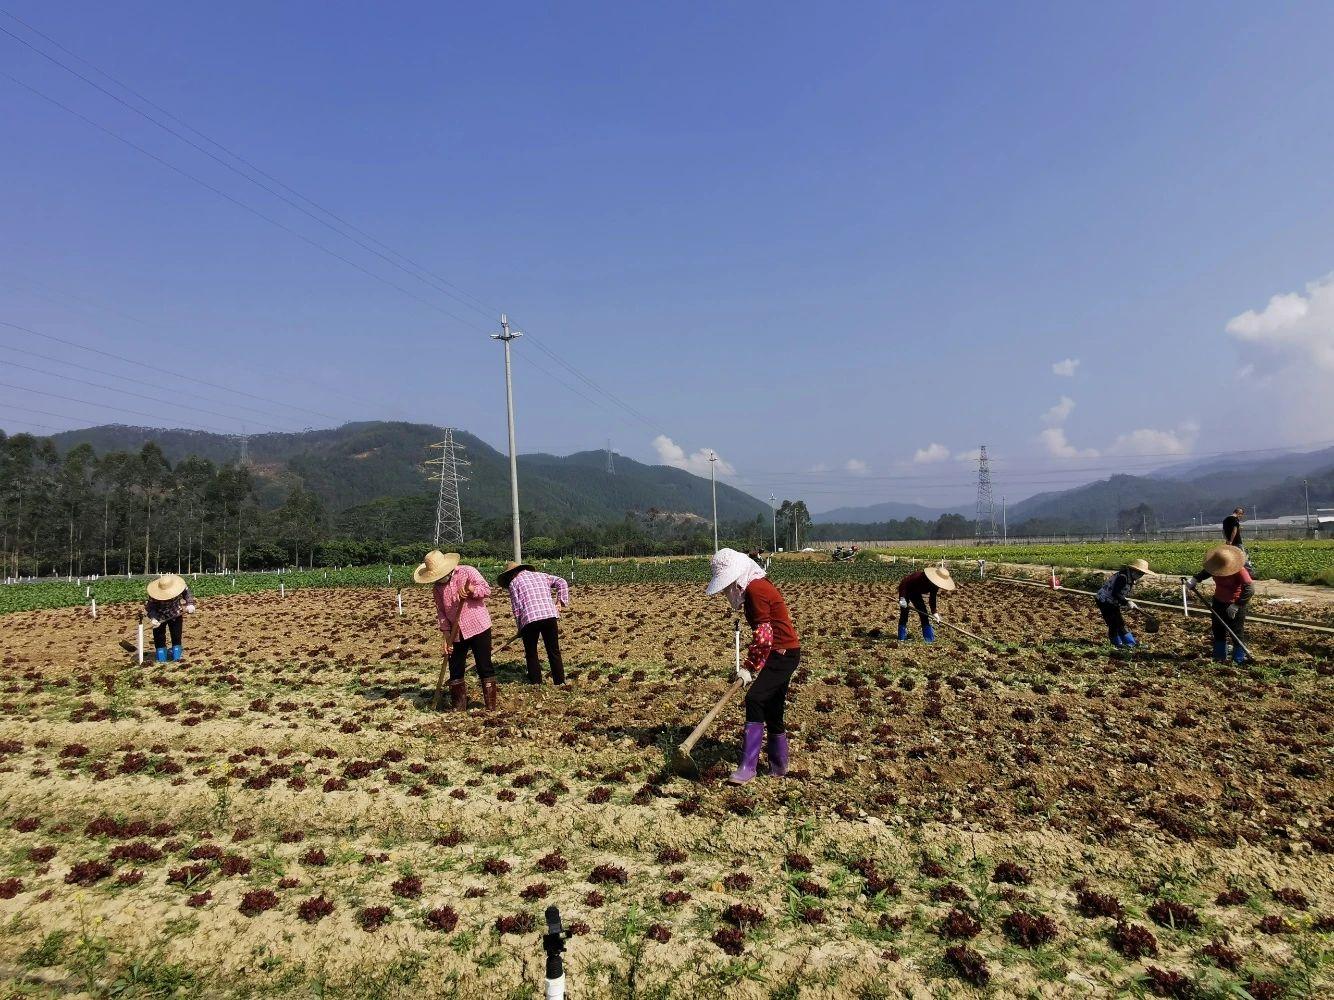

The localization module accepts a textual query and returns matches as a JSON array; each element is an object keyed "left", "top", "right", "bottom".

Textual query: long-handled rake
[{"left": 937, "top": 619, "right": 991, "bottom": 645}]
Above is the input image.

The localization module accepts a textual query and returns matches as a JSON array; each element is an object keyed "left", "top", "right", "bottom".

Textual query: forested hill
[{"left": 46, "top": 422, "right": 771, "bottom": 524}]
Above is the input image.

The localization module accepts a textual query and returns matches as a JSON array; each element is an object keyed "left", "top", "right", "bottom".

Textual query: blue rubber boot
[
  {"left": 171, "top": 645, "right": 183, "bottom": 662},
  {"left": 1232, "top": 644, "right": 1246, "bottom": 665},
  {"left": 1211, "top": 640, "right": 1228, "bottom": 663},
  {"left": 1122, "top": 633, "right": 1137, "bottom": 648},
  {"left": 922, "top": 624, "right": 936, "bottom": 643},
  {"left": 897, "top": 626, "right": 908, "bottom": 641},
  {"left": 728, "top": 723, "right": 765, "bottom": 785},
  {"left": 155, "top": 647, "right": 167, "bottom": 663},
  {"left": 1111, "top": 635, "right": 1123, "bottom": 648}
]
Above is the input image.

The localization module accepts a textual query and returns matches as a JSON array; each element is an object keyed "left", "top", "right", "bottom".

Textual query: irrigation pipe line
[{"left": 986, "top": 575, "right": 1334, "bottom": 638}]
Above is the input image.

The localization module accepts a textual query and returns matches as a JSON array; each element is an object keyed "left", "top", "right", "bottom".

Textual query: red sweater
[{"left": 743, "top": 578, "right": 799, "bottom": 651}]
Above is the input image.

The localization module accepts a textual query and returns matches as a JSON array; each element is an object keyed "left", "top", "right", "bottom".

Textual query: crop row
[{"left": 874, "top": 540, "right": 1334, "bottom": 586}]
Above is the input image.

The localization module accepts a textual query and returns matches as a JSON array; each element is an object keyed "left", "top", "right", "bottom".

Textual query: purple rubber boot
[
  {"left": 728, "top": 722, "right": 765, "bottom": 784},
  {"left": 767, "top": 731, "right": 790, "bottom": 777}
]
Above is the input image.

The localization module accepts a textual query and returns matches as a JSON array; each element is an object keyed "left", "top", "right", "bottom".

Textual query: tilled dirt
[{"left": 0, "top": 581, "right": 1329, "bottom": 998}]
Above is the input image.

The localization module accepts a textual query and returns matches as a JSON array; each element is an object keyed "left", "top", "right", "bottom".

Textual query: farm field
[
  {"left": 872, "top": 542, "right": 1334, "bottom": 588},
  {"left": 0, "top": 573, "right": 1330, "bottom": 999}
]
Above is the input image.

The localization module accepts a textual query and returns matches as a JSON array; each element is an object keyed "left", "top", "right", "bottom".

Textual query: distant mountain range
[
  {"left": 813, "top": 500, "right": 970, "bottom": 524},
  {"left": 810, "top": 446, "right": 1334, "bottom": 532},
  {"left": 46, "top": 422, "right": 772, "bottom": 527}
]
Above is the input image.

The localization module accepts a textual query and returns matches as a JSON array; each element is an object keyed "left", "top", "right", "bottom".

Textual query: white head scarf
[{"left": 705, "top": 548, "right": 767, "bottom": 610}]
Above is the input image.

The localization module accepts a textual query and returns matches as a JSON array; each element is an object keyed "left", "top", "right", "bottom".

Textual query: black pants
[
  {"left": 1211, "top": 600, "right": 1247, "bottom": 644},
  {"left": 1096, "top": 601, "right": 1126, "bottom": 642},
  {"left": 744, "top": 648, "right": 800, "bottom": 731},
  {"left": 521, "top": 617, "right": 564, "bottom": 684},
  {"left": 449, "top": 628, "right": 494, "bottom": 682},
  {"left": 898, "top": 593, "right": 931, "bottom": 632},
  {"left": 152, "top": 617, "right": 183, "bottom": 651}
]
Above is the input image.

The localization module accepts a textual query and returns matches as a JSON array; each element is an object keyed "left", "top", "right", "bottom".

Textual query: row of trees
[{"left": 0, "top": 432, "right": 326, "bottom": 578}]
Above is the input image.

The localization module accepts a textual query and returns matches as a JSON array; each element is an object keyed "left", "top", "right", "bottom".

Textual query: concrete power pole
[
  {"left": 709, "top": 451, "right": 719, "bottom": 552},
  {"left": 491, "top": 314, "right": 524, "bottom": 562},
  {"left": 768, "top": 493, "right": 777, "bottom": 553},
  {"left": 426, "top": 430, "right": 469, "bottom": 547}
]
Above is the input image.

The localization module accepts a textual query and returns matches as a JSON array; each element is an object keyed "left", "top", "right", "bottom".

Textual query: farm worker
[
  {"left": 413, "top": 550, "right": 496, "bottom": 711},
  {"left": 896, "top": 566, "right": 955, "bottom": 642},
  {"left": 498, "top": 562, "right": 569, "bottom": 685},
  {"left": 1094, "top": 558, "right": 1151, "bottom": 648},
  {"left": 1187, "top": 545, "right": 1254, "bottom": 664},
  {"left": 145, "top": 574, "right": 195, "bottom": 663},
  {"left": 705, "top": 547, "right": 801, "bottom": 784},
  {"left": 1222, "top": 506, "right": 1254, "bottom": 572}
]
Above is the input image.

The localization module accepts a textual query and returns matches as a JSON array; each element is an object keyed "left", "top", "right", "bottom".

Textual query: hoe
[{"left": 671, "top": 620, "right": 743, "bottom": 777}]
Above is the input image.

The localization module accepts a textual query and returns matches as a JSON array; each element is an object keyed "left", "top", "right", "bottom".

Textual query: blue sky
[{"left": 3, "top": 2, "right": 1334, "bottom": 512}]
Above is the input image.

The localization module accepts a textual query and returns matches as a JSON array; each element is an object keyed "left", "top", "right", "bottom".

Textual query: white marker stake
[
  {"left": 1182, "top": 579, "right": 1189, "bottom": 618},
  {"left": 85, "top": 585, "right": 91, "bottom": 598},
  {"left": 280, "top": 583, "right": 285, "bottom": 598},
  {"left": 137, "top": 622, "right": 144, "bottom": 665},
  {"left": 396, "top": 589, "right": 403, "bottom": 616},
  {"left": 90, "top": 598, "right": 97, "bottom": 619}
]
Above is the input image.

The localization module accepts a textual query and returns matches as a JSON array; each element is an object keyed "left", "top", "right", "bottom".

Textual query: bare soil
[{"left": 0, "top": 581, "right": 1329, "bottom": 998}]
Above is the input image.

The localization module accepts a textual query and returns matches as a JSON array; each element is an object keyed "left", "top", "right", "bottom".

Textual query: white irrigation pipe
[{"left": 990, "top": 575, "right": 1334, "bottom": 637}]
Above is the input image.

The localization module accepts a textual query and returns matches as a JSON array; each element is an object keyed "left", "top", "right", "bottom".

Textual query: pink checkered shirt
[
  {"left": 507, "top": 570, "right": 569, "bottom": 631},
  {"left": 433, "top": 565, "right": 492, "bottom": 640}
]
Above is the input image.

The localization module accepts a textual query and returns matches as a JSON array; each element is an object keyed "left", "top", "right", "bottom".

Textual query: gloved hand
[
  {"left": 1226, "top": 603, "right": 1239, "bottom": 620},
  {"left": 933, "top": 612, "right": 942, "bottom": 624},
  {"left": 736, "top": 666, "right": 754, "bottom": 686},
  {"left": 1185, "top": 579, "right": 1197, "bottom": 592},
  {"left": 186, "top": 604, "right": 196, "bottom": 614},
  {"left": 148, "top": 618, "right": 161, "bottom": 628},
  {"left": 1127, "top": 601, "right": 1138, "bottom": 611},
  {"left": 898, "top": 598, "right": 908, "bottom": 609}
]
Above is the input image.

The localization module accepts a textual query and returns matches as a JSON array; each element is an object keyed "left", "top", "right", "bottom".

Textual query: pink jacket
[{"left": 432, "top": 565, "right": 492, "bottom": 640}]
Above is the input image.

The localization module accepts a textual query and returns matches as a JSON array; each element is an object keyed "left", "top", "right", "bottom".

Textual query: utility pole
[
  {"left": 768, "top": 493, "right": 777, "bottom": 553},
  {"left": 426, "top": 430, "right": 469, "bottom": 547},
  {"left": 1002, "top": 496, "right": 1007, "bottom": 542},
  {"left": 491, "top": 314, "right": 523, "bottom": 562},
  {"left": 1304, "top": 479, "right": 1311, "bottom": 534},
  {"left": 709, "top": 451, "right": 719, "bottom": 552}
]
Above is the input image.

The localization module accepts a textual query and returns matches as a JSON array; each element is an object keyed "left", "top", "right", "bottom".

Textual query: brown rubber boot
[
  {"left": 448, "top": 679, "right": 467, "bottom": 711},
  {"left": 482, "top": 679, "right": 499, "bottom": 711}
]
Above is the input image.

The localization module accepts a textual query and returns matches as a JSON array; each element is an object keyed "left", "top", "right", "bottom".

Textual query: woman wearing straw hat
[
  {"left": 1187, "top": 545, "right": 1254, "bottom": 663},
  {"left": 705, "top": 547, "right": 801, "bottom": 784},
  {"left": 1094, "top": 558, "right": 1151, "bottom": 648},
  {"left": 896, "top": 565, "right": 955, "bottom": 642},
  {"left": 498, "top": 562, "right": 570, "bottom": 685},
  {"left": 413, "top": 550, "right": 497, "bottom": 710},
  {"left": 145, "top": 574, "right": 195, "bottom": 663}
]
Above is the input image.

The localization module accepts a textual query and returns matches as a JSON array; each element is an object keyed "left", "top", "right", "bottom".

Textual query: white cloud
[
  {"left": 652, "top": 435, "right": 735, "bottom": 476},
  {"left": 1224, "top": 272, "right": 1334, "bottom": 436},
  {"left": 1226, "top": 273, "right": 1334, "bottom": 370},
  {"left": 1052, "top": 358, "right": 1080, "bottom": 377},
  {"left": 1106, "top": 422, "right": 1199, "bottom": 456},
  {"left": 1039, "top": 427, "right": 1099, "bottom": 459},
  {"left": 1043, "top": 395, "right": 1076, "bottom": 426},
  {"left": 845, "top": 458, "right": 869, "bottom": 475},
  {"left": 954, "top": 447, "right": 982, "bottom": 462},
  {"left": 913, "top": 443, "right": 951, "bottom": 464},
  {"left": 807, "top": 462, "right": 830, "bottom": 473}
]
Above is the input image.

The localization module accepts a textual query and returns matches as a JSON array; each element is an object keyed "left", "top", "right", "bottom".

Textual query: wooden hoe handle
[{"left": 679, "top": 678, "right": 745, "bottom": 755}]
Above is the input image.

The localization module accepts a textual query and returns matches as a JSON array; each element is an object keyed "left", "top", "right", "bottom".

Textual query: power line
[{"left": 0, "top": 380, "right": 250, "bottom": 435}]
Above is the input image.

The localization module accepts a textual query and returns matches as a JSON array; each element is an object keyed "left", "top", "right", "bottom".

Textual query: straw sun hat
[
  {"left": 498, "top": 561, "right": 535, "bottom": 588},
  {"left": 1203, "top": 545, "right": 1246, "bottom": 577},
  {"left": 1126, "top": 558, "right": 1152, "bottom": 574},
  {"left": 924, "top": 566, "right": 956, "bottom": 591},
  {"left": 412, "top": 550, "right": 460, "bottom": 585},
  {"left": 146, "top": 574, "right": 187, "bottom": 601}
]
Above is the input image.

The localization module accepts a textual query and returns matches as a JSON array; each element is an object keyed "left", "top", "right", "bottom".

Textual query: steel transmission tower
[
  {"left": 605, "top": 438, "right": 616, "bottom": 475},
  {"left": 974, "top": 445, "right": 997, "bottom": 539},
  {"left": 426, "top": 430, "right": 469, "bottom": 547}
]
